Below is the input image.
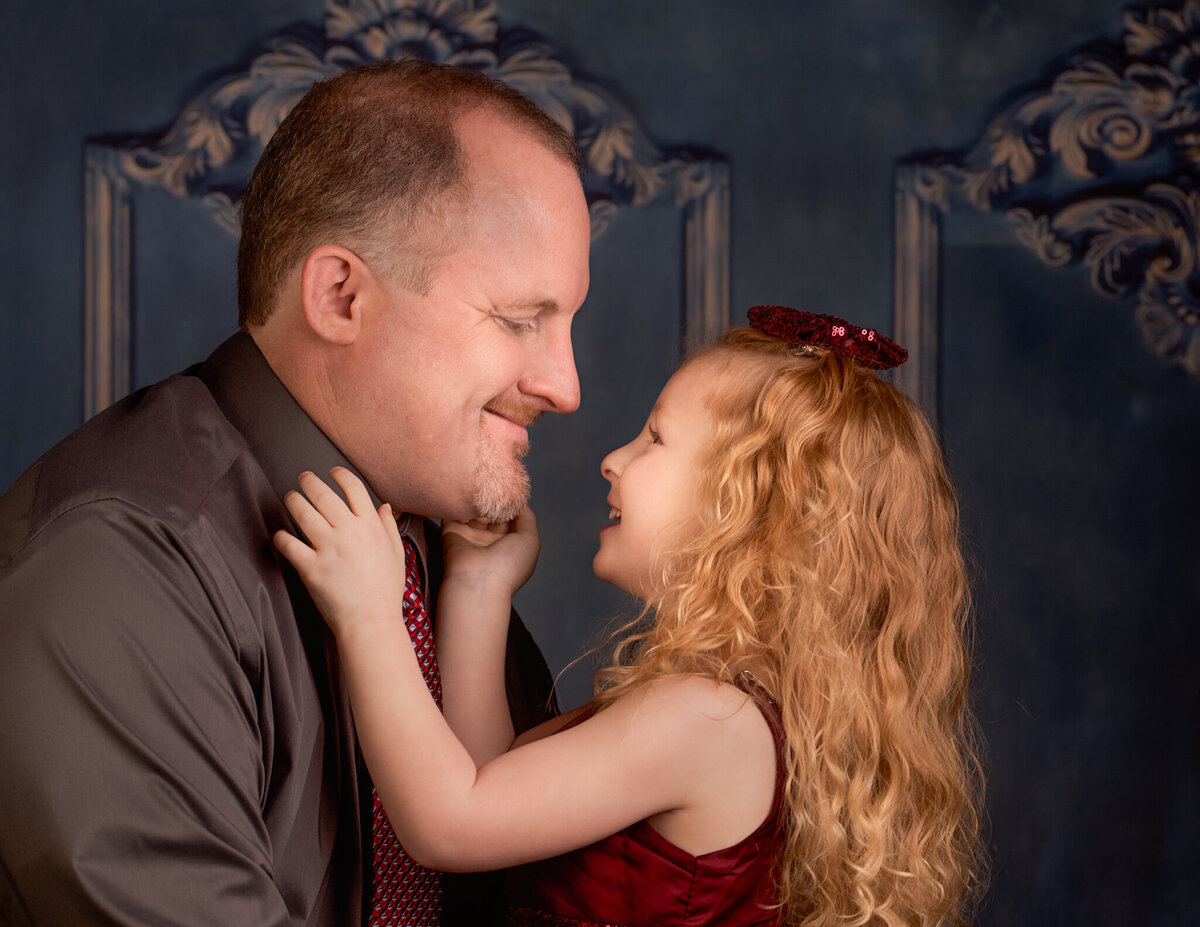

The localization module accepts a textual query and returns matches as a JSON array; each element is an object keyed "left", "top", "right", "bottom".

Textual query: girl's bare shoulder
[
  {"left": 635, "top": 676, "right": 779, "bottom": 853},
  {"left": 613, "top": 675, "right": 773, "bottom": 742}
]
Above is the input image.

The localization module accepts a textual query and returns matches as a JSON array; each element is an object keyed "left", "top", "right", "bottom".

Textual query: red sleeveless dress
[{"left": 502, "top": 674, "right": 785, "bottom": 927}]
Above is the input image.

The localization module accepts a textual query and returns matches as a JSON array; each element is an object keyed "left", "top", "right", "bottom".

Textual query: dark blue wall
[{"left": 2, "top": 2, "right": 1195, "bottom": 924}]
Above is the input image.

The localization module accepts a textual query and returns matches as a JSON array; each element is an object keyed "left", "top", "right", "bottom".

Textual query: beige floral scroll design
[
  {"left": 1009, "top": 184, "right": 1200, "bottom": 373},
  {"left": 905, "top": 0, "right": 1200, "bottom": 377},
  {"left": 111, "top": 0, "right": 723, "bottom": 241}
]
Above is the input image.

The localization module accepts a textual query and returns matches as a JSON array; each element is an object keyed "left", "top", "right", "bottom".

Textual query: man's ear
[{"left": 299, "top": 245, "right": 374, "bottom": 345}]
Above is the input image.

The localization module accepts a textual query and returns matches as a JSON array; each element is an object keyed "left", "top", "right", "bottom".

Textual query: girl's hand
[
  {"left": 441, "top": 506, "right": 540, "bottom": 598},
  {"left": 273, "top": 468, "right": 407, "bottom": 638}
]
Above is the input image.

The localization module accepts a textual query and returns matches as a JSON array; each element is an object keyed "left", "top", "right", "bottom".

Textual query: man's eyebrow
[{"left": 505, "top": 297, "right": 575, "bottom": 315}]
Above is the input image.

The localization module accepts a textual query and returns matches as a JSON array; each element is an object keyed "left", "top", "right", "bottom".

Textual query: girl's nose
[
  {"left": 600, "top": 450, "right": 617, "bottom": 481},
  {"left": 600, "top": 441, "right": 631, "bottom": 481}
]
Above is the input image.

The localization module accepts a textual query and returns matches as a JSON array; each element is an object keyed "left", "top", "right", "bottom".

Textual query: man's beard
[{"left": 472, "top": 433, "right": 531, "bottom": 523}]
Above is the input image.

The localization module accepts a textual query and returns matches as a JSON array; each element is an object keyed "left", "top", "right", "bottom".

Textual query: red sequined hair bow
[{"left": 747, "top": 304, "right": 908, "bottom": 370}]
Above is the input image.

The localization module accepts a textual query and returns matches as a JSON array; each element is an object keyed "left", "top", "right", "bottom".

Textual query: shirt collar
[{"left": 197, "top": 331, "right": 429, "bottom": 570}]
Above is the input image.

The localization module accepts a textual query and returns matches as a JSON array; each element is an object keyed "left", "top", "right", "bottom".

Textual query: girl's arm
[
  {"left": 512, "top": 704, "right": 594, "bottom": 747},
  {"left": 272, "top": 469, "right": 750, "bottom": 872},
  {"left": 436, "top": 512, "right": 539, "bottom": 764}
]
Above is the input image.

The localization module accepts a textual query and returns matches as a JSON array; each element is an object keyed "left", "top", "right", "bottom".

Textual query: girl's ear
[{"left": 299, "top": 245, "right": 375, "bottom": 345}]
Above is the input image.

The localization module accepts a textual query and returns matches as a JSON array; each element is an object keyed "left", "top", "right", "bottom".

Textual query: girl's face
[{"left": 594, "top": 355, "right": 721, "bottom": 598}]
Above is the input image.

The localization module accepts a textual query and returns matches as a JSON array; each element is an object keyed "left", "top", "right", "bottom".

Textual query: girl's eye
[{"left": 648, "top": 427, "right": 662, "bottom": 445}]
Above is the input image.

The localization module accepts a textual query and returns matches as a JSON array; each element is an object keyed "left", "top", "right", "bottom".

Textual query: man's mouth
[{"left": 483, "top": 402, "right": 543, "bottom": 429}]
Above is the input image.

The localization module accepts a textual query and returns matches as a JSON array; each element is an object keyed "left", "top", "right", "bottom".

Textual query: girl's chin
[
  {"left": 591, "top": 558, "right": 637, "bottom": 600},
  {"left": 592, "top": 572, "right": 644, "bottom": 602}
]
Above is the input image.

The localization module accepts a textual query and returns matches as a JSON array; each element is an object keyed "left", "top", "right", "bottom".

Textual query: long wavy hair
[{"left": 592, "top": 328, "right": 987, "bottom": 926}]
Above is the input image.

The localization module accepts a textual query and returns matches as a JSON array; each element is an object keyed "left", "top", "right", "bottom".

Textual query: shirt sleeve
[{"left": 0, "top": 500, "right": 294, "bottom": 926}]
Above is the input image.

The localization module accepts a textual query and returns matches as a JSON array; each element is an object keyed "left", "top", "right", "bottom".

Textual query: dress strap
[
  {"left": 735, "top": 669, "right": 777, "bottom": 708},
  {"left": 734, "top": 669, "right": 789, "bottom": 819},
  {"left": 734, "top": 669, "right": 784, "bottom": 743}
]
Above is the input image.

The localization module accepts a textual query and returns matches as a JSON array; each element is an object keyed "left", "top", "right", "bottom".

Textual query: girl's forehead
[
  {"left": 654, "top": 355, "right": 731, "bottom": 426},
  {"left": 661, "top": 352, "right": 733, "bottom": 404},
  {"left": 668, "top": 352, "right": 730, "bottom": 390}
]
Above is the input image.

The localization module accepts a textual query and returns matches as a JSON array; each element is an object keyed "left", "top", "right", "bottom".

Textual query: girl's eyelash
[{"left": 648, "top": 427, "right": 662, "bottom": 444}]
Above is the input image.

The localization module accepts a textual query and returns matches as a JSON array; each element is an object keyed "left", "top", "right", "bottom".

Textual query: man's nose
[{"left": 521, "top": 329, "right": 581, "bottom": 413}]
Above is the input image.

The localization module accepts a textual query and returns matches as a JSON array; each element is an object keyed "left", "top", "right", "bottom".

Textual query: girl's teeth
[{"left": 609, "top": 507, "right": 621, "bottom": 521}]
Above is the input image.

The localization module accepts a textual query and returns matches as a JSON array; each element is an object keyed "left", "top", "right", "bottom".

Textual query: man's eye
[{"left": 499, "top": 317, "right": 538, "bottom": 334}]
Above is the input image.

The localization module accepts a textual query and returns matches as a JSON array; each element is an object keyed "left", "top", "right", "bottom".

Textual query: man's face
[{"left": 344, "top": 110, "right": 592, "bottom": 521}]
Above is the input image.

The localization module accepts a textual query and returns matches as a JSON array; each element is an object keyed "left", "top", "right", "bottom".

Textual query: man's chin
[
  {"left": 474, "top": 500, "right": 523, "bottom": 523},
  {"left": 471, "top": 467, "right": 530, "bottom": 523},
  {"left": 471, "top": 492, "right": 527, "bottom": 524}
]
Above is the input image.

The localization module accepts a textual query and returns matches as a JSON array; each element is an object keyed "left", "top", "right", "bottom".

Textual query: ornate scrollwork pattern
[
  {"left": 111, "top": 0, "right": 723, "bottom": 238},
  {"left": 905, "top": 0, "right": 1200, "bottom": 376}
]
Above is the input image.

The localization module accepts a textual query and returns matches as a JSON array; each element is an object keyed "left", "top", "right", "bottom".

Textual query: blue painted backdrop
[{"left": 1, "top": 1, "right": 1196, "bottom": 924}]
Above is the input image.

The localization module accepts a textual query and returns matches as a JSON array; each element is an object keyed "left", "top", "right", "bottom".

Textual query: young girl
[{"left": 275, "top": 305, "right": 986, "bottom": 927}]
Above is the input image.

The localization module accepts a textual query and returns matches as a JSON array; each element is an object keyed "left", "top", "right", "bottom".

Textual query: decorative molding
[
  {"left": 893, "top": 164, "right": 943, "bottom": 417},
  {"left": 84, "top": 146, "right": 132, "bottom": 415},
  {"left": 682, "top": 159, "right": 731, "bottom": 348},
  {"left": 894, "top": 0, "right": 1200, "bottom": 419},
  {"left": 85, "top": 0, "right": 730, "bottom": 417}
]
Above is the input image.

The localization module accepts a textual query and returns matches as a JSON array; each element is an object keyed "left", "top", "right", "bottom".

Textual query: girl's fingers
[
  {"left": 282, "top": 487, "right": 334, "bottom": 544},
  {"left": 377, "top": 502, "right": 401, "bottom": 534},
  {"left": 272, "top": 528, "right": 316, "bottom": 571},
  {"left": 329, "top": 466, "right": 375, "bottom": 517},
  {"left": 377, "top": 503, "right": 408, "bottom": 558},
  {"left": 295, "top": 470, "right": 354, "bottom": 526},
  {"left": 443, "top": 520, "right": 505, "bottom": 547},
  {"left": 511, "top": 505, "right": 537, "bottom": 536}
]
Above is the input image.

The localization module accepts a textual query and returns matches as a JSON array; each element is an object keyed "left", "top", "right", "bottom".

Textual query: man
[{"left": 0, "top": 58, "right": 591, "bottom": 926}]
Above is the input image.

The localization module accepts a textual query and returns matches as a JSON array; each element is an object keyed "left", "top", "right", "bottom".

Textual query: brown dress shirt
[{"left": 0, "top": 332, "right": 557, "bottom": 926}]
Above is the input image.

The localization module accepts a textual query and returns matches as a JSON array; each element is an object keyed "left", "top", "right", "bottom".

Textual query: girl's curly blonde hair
[{"left": 593, "top": 327, "right": 987, "bottom": 926}]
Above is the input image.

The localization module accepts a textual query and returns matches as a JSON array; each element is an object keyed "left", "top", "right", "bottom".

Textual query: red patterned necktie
[{"left": 370, "top": 536, "right": 443, "bottom": 926}]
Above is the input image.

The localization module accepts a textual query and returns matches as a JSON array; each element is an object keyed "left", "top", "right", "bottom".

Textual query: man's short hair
[{"left": 237, "top": 58, "right": 582, "bottom": 328}]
